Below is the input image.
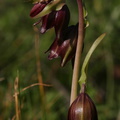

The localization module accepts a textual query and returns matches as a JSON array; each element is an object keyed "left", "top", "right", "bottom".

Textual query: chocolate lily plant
[{"left": 29, "top": 0, "right": 106, "bottom": 119}]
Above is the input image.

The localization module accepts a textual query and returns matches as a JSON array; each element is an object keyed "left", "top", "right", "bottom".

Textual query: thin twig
[
  {"left": 70, "top": 0, "right": 84, "bottom": 105},
  {"left": 14, "top": 75, "right": 20, "bottom": 120},
  {"left": 13, "top": 83, "right": 52, "bottom": 97}
]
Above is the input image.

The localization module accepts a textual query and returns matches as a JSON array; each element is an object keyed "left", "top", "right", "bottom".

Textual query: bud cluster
[{"left": 30, "top": 0, "right": 81, "bottom": 66}]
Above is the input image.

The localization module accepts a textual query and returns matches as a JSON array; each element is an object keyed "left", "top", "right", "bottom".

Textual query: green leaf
[{"left": 79, "top": 33, "right": 106, "bottom": 87}]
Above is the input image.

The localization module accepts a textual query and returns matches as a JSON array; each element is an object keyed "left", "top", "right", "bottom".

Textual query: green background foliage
[{"left": 0, "top": 0, "right": 120, "bottom": 119}]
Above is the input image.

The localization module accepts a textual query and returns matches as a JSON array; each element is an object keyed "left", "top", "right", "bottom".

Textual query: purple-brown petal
[
  {"left": 40, "top": 11, "right": 56, "bottom": 34},
  {"left": 54, "top": 5, "right": 70, "bottom": 39},
  {"left": 30, "top": 3, "right": 47, "bottom": 18},
  {"left": 47, "top": 39, "right": 60, "bottom": 59},
  {"left": 46, "top": 24, "right": 78, "bottom": 66}
]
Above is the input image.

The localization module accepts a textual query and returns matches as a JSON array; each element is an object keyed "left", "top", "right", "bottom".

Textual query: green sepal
[{"left": 61, "top": 38, "right": 76, "bottom": 67}]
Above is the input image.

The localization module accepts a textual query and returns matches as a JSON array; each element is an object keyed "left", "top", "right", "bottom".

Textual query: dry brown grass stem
[
  {"left": 13, "top": 83, "right": 52, "bottom": 97},
  {"left": 14, "top": 75, "right": 20, "bottom": 120},
  {"left": 22, "top": 83, "right": 51, "bottom": 92},
  {"left": 34, "top": 26, "right": 45, "bottom": 98},
  {"left": 34, "top": 26, "right": 46, "bottom": 117}
]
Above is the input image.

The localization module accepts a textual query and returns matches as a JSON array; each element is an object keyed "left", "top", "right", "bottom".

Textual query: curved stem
[{"left": 70, "top": 0, "right": 84, "bottom": 105}]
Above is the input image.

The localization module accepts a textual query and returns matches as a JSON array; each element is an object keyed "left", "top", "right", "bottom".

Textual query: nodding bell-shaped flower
[
  {"left": 68, "top": 85, "right": 98, "bottom": 120},
  {"left": 46, "top": 24, "right": 78, "bottom": 67}
]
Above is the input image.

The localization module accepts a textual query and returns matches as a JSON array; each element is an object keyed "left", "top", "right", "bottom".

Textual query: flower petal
[
  {"left": 40, "top": 11, "right": 56, "bottom": 33},
  {"left": 54, "top": 5, "right": 70, "bottom": 39},
  {"left": 46, "top": 24, "right": 78, "bottom": 66},
  {"left": 30, "top": 3, "right": 47, "bottom": 18}
]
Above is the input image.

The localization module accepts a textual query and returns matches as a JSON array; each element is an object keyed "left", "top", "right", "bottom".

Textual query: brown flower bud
[
  {"left": 68, "top": 92, "right": 98, "bottom": 120},
  {"left": 30, "top": 2, "right": 48, "bottom": 18}
]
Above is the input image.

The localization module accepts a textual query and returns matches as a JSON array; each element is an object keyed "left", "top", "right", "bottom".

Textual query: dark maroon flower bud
[
  {"left": 68, "top": 88, "right": 98, "bottom": 120},
  {"left": 30, "top": 2, "right": 48, "bottom": 18},
  {"left": 46, "top": 24, "right": 78, "bottom": 66}
]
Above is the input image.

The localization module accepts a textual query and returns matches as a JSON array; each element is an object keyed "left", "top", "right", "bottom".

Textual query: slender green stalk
[{"left": 70, "top": 0, "right": 84, "bottom": 105}]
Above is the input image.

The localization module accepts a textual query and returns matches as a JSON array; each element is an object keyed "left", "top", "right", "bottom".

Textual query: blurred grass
[{"left": 0, "top": 0, "right": 120, "bottom": 119}]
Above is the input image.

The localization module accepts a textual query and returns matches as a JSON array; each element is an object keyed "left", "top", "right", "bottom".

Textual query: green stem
[{"left": 70, "top": 0, "right": 84, "bottom": 105}]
